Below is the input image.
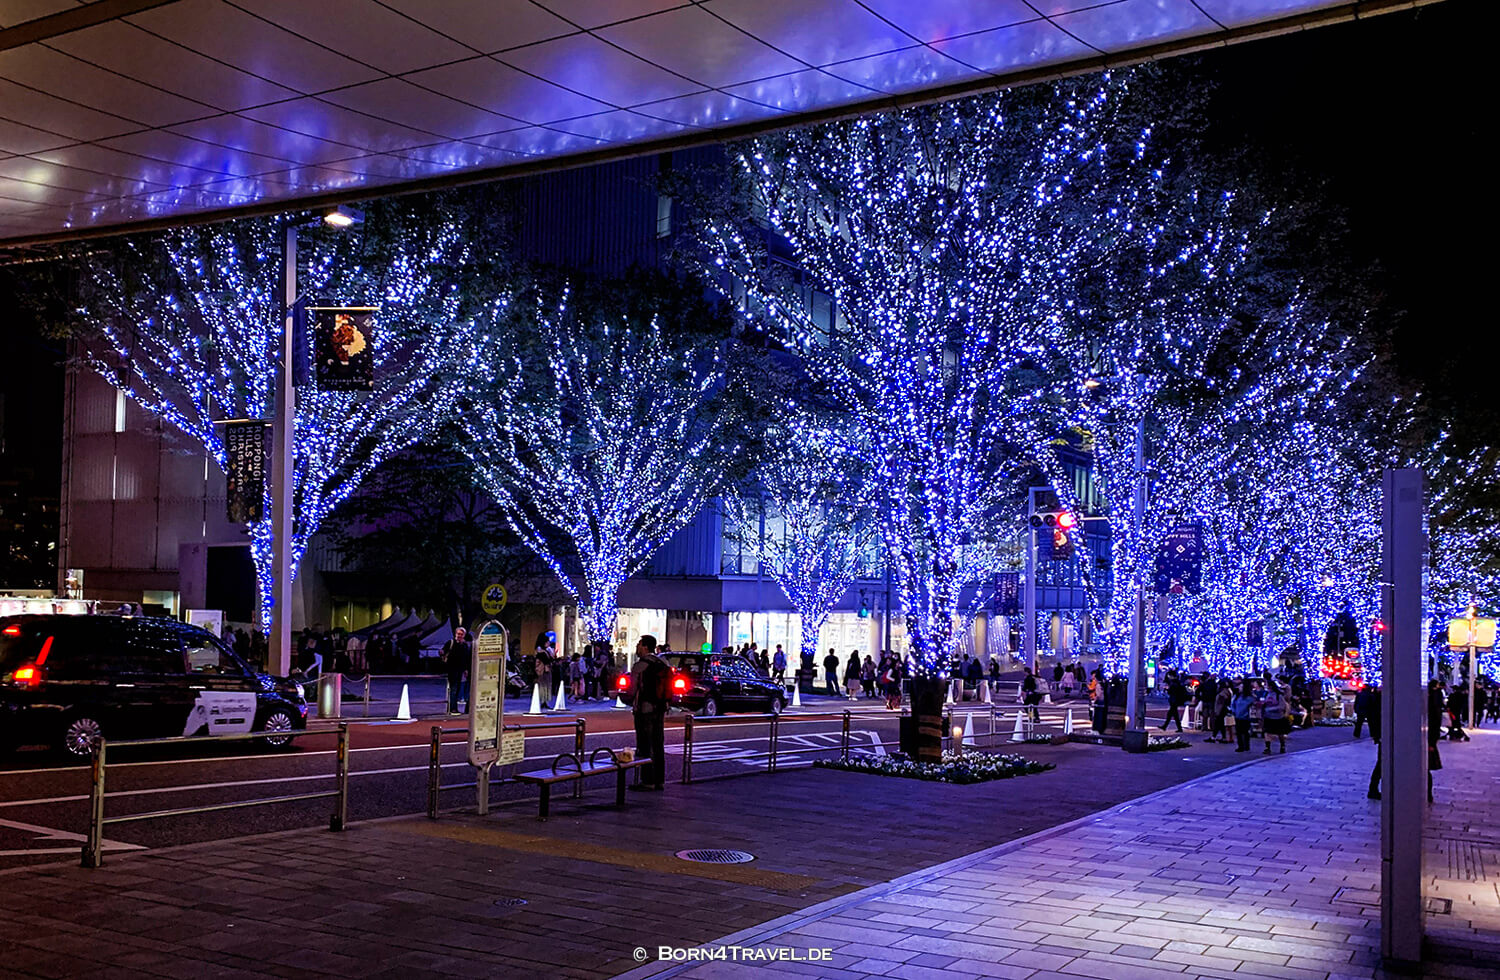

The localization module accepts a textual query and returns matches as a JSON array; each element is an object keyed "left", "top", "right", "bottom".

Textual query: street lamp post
[
  {"left": 269, "top": 207, "right": 362, "bottom": 677},
  {"left": 269, "top": 223, "right": 297, "bottom": 677},
  {"left": 1123, "top": 414, "right": 1149, "bottom": 751}
]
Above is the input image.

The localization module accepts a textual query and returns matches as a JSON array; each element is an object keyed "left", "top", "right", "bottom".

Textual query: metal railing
[
  {"left": 82, "top": 724, "right": 348, "bottom": 869},
  {"left": 425, "top": 717, "right": 587, "bottom": 818}
]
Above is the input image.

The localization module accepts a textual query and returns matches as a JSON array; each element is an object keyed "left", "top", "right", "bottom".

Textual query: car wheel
[
  {"left": 701, "top": 696, "right": 720, "bottom": 718},
  {"left": 769, "top": 695, "right": 785, "bottom": 716},
  {"left": 257, "top": 708, "right": 298, "bottom": 750},
  {"left": 60, "top": 714, "right": 103, "bottom": 759}
]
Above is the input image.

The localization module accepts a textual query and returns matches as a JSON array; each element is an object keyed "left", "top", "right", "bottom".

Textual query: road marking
[{"left": 0, "top": 816, "right": 142, "bottom": 855}]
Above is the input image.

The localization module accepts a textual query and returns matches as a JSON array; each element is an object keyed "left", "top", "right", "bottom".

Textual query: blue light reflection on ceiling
[{"left": 0, "top": 0, "right": 1372, "bottom": 241}]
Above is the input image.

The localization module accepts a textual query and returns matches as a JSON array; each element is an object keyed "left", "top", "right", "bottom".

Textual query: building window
[{"left": 656, "top": 194, "right": 673, "bottom": 239}]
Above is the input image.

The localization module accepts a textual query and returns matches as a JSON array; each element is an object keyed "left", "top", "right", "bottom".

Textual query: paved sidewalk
[
  {"left": 7, "top": 724, "right": 1484, "bottom": 980},
  {"left": 620, "top": 730, "right": 1500, "bottom": 980}
]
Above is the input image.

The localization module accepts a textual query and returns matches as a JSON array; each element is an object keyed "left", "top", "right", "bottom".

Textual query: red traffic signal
[{"left": 1057, "top": 511, "right": 1077, "bottom": 530}]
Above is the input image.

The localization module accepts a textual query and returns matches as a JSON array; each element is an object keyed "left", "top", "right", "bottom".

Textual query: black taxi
[{"left": 0, "top": 614, "right": 307, "bottom": 758}]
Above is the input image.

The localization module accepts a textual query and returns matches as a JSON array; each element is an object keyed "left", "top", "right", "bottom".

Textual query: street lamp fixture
[{"left": 322, "top": 205, "right": 364, "bottom": 228}]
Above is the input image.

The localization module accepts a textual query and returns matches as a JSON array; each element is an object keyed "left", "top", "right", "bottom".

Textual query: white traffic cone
[
  {"left": 1185, "top": 703, "right": 1195, "bottom": 730},
  {"left": 792, "top": 684, "right": 802, "bottom": 708},
  {"left": 978, "top": 680, "right": 990, "bottom": 704},
  {"left": 945, "top": 681, "right": 954, "bottom": 706},
  {"left": 552, "top": 684, "right": 567, "bottom": 712},
  {"left": 1064, "top": 707, "right": 1074, "bottom": 735},
  {"left": 614, "top": 692, "right": 628, "bottom": 709},
  {"left": 528, "top": 684, "right": 543, "bottom": 715},
  {"left": 961, "top": 711, "right": 975, "bottom": 748},
  {"left": 1044, "top": 692, "right": 1053, "bottom": 705},
  {"left": 1012, "top": 711, "right": 1025, "bottom": 740},
  {"left": 395, "top": 684, "right": 411, "bottom": 721},
  {"left": 1339, "top": 697, "right": 1347, "bottom": 719}
]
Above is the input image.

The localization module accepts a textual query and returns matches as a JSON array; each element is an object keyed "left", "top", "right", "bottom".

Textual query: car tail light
[
  {"left": 2, "top": 625, "right": 20, "bottom": 636},
  {"left": 10, "top": 665, "right": 39, "bottom": 687},
  {"left": 617, "top": 676, "right": 629, "bottom": 689},
  {"left": 672, "top": 676, "right": 687, "bottom": 693}
]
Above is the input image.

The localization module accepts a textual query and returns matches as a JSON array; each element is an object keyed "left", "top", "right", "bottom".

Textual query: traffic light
[{"left": 1031, "top": 508, "right": 1077, "bottom": 561}]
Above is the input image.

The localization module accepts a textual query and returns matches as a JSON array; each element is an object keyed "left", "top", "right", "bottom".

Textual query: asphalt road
[{"left": 0, "top": 700, "right": 1085, "bottom": 872}]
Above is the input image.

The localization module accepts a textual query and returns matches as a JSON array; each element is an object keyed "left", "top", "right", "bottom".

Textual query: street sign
[
  {"left": 481, "top": 583, "right": 508, "bottom": 616},
  {"left": 1447, "top": 617, "right": 1496, "bottom": 650},
  {"left": 309, "top": 306, "right": 378, "bottom": 391},
  {"left": 468, "top": 621, "right": 507, "bottom": 768},
  {"left": 498, "top": 730, "right": 524, "bottom": 766},
  {"left": 1247, "top": 620, "right": 1264, "bottom": 647},
  {"left": 995, "top": 572, "right": 1020, "bottom": 616}
]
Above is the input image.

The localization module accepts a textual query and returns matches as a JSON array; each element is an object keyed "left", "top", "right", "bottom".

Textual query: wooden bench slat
[{"left": 515, "top": 759, "right": 649, "bottom": 783}]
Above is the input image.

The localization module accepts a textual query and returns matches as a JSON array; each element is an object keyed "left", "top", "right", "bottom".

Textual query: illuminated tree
[
  {"left": 73, "top": 208, "right": 494, "bottom": 625},
  {"left": 459, "top": 287, "right": 741, "bottom": 646},
  {"left": 724, "top": 413, "right": 874, "bottom": 663}
]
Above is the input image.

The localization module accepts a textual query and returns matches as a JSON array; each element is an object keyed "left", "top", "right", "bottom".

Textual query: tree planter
[{"left": 901, "top": 676, "right": 947, "bottom": 763}]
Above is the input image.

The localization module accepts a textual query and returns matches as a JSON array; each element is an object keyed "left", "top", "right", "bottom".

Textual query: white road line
[{"left": 0, "top": 816, "right": 142, "bottom": 854}]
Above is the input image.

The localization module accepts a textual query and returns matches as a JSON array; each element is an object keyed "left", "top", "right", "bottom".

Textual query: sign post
[{"left": 469, "top": 621, "right": 508, "bottom": 815}]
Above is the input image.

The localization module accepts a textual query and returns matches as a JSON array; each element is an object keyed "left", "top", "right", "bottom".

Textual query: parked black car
[
  {"left": 0, "top": 614, "right": 308, "bottom": 758},
  {"left": 663, "top": 653, "right": 785, "bottom": 717}
]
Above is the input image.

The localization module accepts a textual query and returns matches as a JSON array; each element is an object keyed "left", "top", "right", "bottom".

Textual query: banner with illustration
[{"left": 310, "top": 306, "right": 377, "bottom": 390}]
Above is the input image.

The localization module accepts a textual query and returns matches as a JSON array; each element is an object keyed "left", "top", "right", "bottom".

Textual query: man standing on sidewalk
[
  {"left": 823, "top": 648, "right": 841, "bottom": 696},
  {"left": 631, "top": 635, "right": 670, "bottom": 792}
]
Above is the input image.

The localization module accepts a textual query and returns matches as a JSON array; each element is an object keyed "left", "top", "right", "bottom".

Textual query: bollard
[
  {"left": 81, "top": 738, "right": 106, "bottom": 868},
  {"left": 573, "top": 718, "right": 586, "bottom": 799},
  {"left": 477, "top": 765, "right": 490, "bottom": 816},
  {"left": 427, "top": 725, "right": 442, "bottom": 819},
  {"left": 681, "top": 714, "right": 694, "bottom": 784},
  {"left": 364, "top": 674, "right": 372, "bottom": 717},
  {"left": 330, "top": 723, "right": 349, "bottom": 831},
  {"left": 841, "top": 710, "right": 851, "bottom": 761},
  {"left": 769, "top": 714, "right": 779, "bottom": 773}
]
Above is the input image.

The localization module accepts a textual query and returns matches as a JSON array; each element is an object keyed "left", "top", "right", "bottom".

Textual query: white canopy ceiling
[{"left": 0, "top": 0, "right": 1425, "bottom": 244}]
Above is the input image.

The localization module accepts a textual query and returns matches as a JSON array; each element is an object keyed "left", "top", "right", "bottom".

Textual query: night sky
[{"left": 0, "top": 0, "right": 1487, "bottom": 533}]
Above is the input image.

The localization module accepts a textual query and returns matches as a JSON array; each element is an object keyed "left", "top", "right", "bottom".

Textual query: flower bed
[
  {"left": 1316, "top": 717, "right": 1356, "bottom": 727},
  {"left": 1146, "top": 735, "right": 1190, "bottom": 751},
  {"left": 814, "top": 750, "right": 1053, "bottom": 784}
]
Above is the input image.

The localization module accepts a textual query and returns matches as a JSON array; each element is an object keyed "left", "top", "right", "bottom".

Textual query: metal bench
[{"left": 514, "top": 748, "right": 650, "bottom": 820}]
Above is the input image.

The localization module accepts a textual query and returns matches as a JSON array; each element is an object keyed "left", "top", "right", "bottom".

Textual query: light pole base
[{"left": 1122, "top": 728, "right": 1150, "bottom": 754}]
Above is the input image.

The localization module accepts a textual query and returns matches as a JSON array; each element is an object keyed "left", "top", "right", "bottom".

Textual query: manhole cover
[
  {"left": 675, "top": 848, "right": 755, "bottom": 865},
  {"left": 1426, "top": 897, "right": 1453, "bottom": 916},
  {"left": 494, "top": 897, "right": 529, "bottom": 908}
]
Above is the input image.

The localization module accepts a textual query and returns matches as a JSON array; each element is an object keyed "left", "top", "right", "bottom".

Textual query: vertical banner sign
[
  {"left": 1153, "top": 521, "right": 1205, "bottom": 595},
  {"left": 995, "top": 572, "right": 1021, "bottom": 616},
  {"left": 468, "top": 621, "right": 507, "bottom": 769},
  {"left": 224, "top": 421, "right": 270, "bottom": 524},
  {"left": 310, "top": 307, "right": 378, "bottom": 391},
  {"left": 1246, "top": 620, "right": 1264, "bottom": 647}
]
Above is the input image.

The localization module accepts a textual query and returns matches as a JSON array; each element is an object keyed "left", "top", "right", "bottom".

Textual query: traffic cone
[
  {"left": 1044, "top": 692, "right": 1053, "bottom": 705},
  {"left": 1012, "top": 711, "right": 1025, "bottom": 740},
  {"left": 1185, "top": 703, "right": 1195, "bottom": 730},
  {"left": 978, "top": 680, "right": 990, "bottom": 704},
  {"left": 961, "top": 712, "right": 975, "bottom": 748},
  {"left": 395, "top": 684, "right": 411, "bottom": 721},
  {"left": 945, "top": 682, "right": 954, "bottom": 706},
  {"left": 1064, "top": 707, "right": 1074, "bottom": 735},
  {"left": 792, "top": 684, "right": 802, "bottom": 708},
  {"left": 614, "top": 693, "right": 628, "bottom": 709},
  {"left": 552, "top": 684, "right": 567, "bottom": 712},
  {"left": 528, "top": 684, "right": 543, "bottom": 714}
]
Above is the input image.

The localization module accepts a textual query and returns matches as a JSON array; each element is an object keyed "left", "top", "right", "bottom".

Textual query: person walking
[
  {"left": 1428, "top": 678, "right": 1445, "bottom": 803},
  {"left": 823, "top": 648, "right": 841, "bottom": 696},
  {"left": 1022, "top": 667, "right": 1041, "bottom": 723},
  {"left": 443, "top": 626, "right": 472, "bottom": 714},
  {"left": 1447, "top": 685, "right": 1471, "bottom": 741},
  {"left": 1231, "top": 679, "right": 1256, "bottom": 752},
  {"left": 1261, "top": 676, "right": 1291, "bottom": 754},
  {"left": 1353, "top": 684, "right": 1376, "bottom": 738},
  {"left": 845, "top": 650, "right": 862, "bottom": 700},
  {"left": 1211, "top": 678, "right": 1233, "bottom": 743},
  {"left": 1162, "top": 672, "right": 1188, "bottom": 732},
  {"left": 881, "top": 656, "right": 901, "bottom": 710},
  {"left": 1366, "top": 682, "right": 1384, "bottom": 799},
  {"left": 630, "top": 635, "right": 670, "bottom": 792},
  {"left": 772, "top": 646, "right": 787, "bottom": 686}
]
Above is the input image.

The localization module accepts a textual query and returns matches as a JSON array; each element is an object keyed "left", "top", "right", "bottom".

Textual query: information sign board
[{"left": 468, "top": 621, "right": 507, "bottom": 768}]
